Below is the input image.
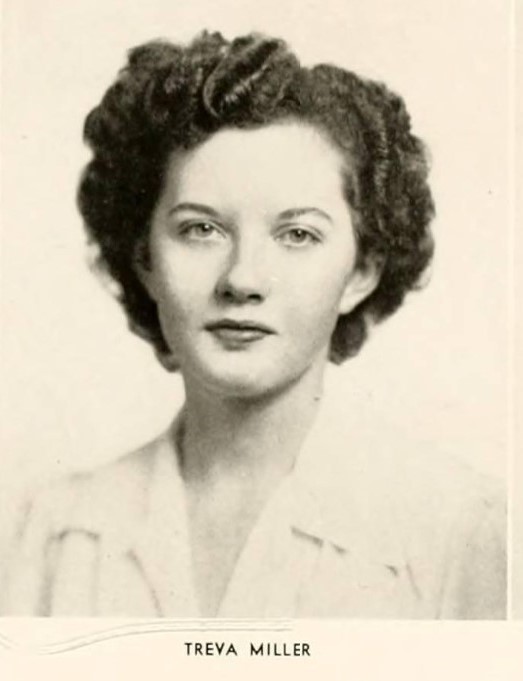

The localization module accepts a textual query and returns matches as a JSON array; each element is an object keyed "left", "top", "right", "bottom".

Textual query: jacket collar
[
  {"left": 63, "top": 390, "right": 407, "bottom": 572},
  {"left": 284, "top": 390, "right": 406, "bottom": 568},
  {"left": 138, "top": 393, "right": 407, "bottom": 570}
]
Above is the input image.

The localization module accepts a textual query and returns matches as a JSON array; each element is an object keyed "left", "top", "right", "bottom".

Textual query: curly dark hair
[{"left": 78, "top": 30, "right": 435, "bottom": 367}]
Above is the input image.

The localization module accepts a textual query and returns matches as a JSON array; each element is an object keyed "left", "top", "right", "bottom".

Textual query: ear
[
  {"left": 132, "top": 238, "right": 158, "bottom": 300},
  {"left": 337, "top": 258, "right": 382, "bottom": 316}
]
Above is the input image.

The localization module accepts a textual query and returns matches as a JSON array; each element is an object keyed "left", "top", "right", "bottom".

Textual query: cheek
[
  {"left": 285, "top": 251, "right": 353, "bottom": 309},
  {"left": 283, "top": 271, "right": 349, "bottom": 342},
  {"left": 152, "top": 253, "right": 216, "bottom": 315}
]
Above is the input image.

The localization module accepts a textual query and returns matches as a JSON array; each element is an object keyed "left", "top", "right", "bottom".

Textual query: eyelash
[
  {"left": 176, "top": 220, "right": 322, "bottom": 247},
  {"left": 178, "top": 221, "right": 224, "bottom": 240},
  {"left": 276, "top": 226, "right": 322, "bottom": 247}
]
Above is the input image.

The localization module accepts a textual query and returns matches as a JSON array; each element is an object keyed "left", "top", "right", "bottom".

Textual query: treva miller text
[{"left": 184, "top": 641, "right": 311, "bottom": 657}]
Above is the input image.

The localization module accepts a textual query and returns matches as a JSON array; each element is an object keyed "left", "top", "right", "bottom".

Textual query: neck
[{"left": 178, "top": 363, "right": 326, "bottom": 488}]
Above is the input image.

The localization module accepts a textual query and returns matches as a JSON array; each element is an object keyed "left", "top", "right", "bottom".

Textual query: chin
[
  {"left": 187, "top": 354, "right": 315, "bottom": 402},
  {"left": 204, "top": 370, "right": 283, "bottom": 401}
]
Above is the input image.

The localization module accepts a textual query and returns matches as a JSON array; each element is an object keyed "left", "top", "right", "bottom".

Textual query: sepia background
[{"left": 0, "top": 0, "right": 516, "bottom": 615}]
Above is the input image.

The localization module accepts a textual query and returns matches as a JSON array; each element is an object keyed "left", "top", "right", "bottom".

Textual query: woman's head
[
  {"left": 139, "top": 121, "right": 378, "bottom": 397},
  {"left": 78, "top": 31, "right": 435, "bottom": 369}
]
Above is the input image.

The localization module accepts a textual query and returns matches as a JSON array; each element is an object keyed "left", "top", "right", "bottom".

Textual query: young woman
[{"left": 1, "top": 31, "right": 506, "bottom": 618}]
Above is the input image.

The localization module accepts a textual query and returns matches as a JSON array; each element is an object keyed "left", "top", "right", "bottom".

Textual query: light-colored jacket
[{"left": 1, "top": 402, "right": 506, "bottom": 618}]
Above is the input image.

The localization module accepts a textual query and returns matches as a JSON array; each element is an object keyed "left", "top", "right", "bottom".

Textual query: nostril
[
  {"left": 220, "top": 288, "right": 235, "bottom": 303},
  {"left": 214, "top": 250, "right": 270, "bottom": 303},
  {"left": 216, "top": 281, "right": 264, "bottom": 305},
  {"left": 246, "top": 291, "right": 263, "bottom": 303}
]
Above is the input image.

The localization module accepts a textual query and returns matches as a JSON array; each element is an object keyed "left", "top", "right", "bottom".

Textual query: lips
[{"left": 205, "top": 319, "right": 275, "bottom": 345}]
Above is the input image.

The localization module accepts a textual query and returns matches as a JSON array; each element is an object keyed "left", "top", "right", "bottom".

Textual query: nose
[{"left": 215, "top": 236, "right": 271, "bottom": 305}]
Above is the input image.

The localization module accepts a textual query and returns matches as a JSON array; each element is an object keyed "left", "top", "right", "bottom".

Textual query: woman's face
[{"left": 143, "top": 122, "right": 379, "bottom": 398}]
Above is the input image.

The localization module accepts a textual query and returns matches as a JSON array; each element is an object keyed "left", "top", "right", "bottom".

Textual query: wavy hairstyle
[{"left": 78, "top": 31, "right": 435, "bottom": 367}]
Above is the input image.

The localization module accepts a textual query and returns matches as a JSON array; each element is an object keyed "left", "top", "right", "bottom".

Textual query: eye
[
  {"left": 277, "top": 226, "right": 322, "bottom": 248},
  {"left": 179, "top": 220, "right": 225, "bottom": 242}
]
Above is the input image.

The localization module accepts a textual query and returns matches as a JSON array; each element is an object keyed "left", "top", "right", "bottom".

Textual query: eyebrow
[
  {"left": 167, "top": 202, "right": 221, "bottom": 218},
  {"left": 167, "top": 203, "right": 333, "bottom": 223},
  {"left": 277, "top": 207, "right": 333, "bottom": 223}
]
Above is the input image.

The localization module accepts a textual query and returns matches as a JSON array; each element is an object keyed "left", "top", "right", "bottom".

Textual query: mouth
[{"left": 205, "top": 319, "right": 276, "bottom": 345}]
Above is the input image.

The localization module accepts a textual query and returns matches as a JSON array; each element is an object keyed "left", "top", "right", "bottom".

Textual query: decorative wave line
[
  {"left": 1, "top": 618, "right": 292, "bottom": 656},
  {"left": 0, "top": 632, "right": 17, "bottom": 651}
]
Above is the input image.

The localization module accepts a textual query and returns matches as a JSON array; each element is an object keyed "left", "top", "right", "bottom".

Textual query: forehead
[{"left": 159, "top": 122, "right": 349, "bottom": 212}]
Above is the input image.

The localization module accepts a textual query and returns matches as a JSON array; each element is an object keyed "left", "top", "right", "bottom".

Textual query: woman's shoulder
[
  {"left": 13, "top": 434, "right": 167, "bottom": 548},
  {"left": 375, "top": 437, "right": 506, "bottom": 618},
  {"left": 0, "top": 434, "right": 175, "bottom": 616},
  {"left": 318, "top": 385, "right": 505, "bottom": 516},
  {"left": 351, "top": 416, "right": 506, "bottom": 545},
  {"left": 391, "top": 445, "right": 505, "bottom": 552},
  {"left": 316, "top": 398, "right": 506, "bottom": 617},
  {"left": 323, "top": 400, "right": 505, "bottom": 531},
  {"left": 391, "top": 439, "right": 504, "bottom": 515}
]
